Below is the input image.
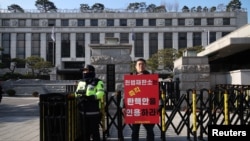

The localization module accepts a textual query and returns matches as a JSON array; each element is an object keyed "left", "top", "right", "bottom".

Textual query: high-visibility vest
[{"left": 75, "top": 78, "right": 105, "bottom": 115}]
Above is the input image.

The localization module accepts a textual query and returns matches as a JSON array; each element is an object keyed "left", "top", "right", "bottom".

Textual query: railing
[{"left": 0, "top": 8, "right": 247, "bottom": 14}]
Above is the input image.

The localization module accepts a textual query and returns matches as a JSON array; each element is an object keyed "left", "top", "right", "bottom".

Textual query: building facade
[{"left": 0, "top": 10, "right": 248, "bottom": 80}]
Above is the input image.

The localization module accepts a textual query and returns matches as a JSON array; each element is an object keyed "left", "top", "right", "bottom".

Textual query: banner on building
[{"left": 123, "top": 74, "right": 159, "bottom": 124}]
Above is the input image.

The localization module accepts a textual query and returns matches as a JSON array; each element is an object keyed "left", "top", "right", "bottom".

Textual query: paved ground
[{"left": 0, "top": 96, "right": 207, "bottom": 141}]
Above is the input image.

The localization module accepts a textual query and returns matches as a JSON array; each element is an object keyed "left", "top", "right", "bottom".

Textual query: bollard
[
  {"left": 101, "top": 93, "right": 106, "bottom": 141},
  {"left": 192, "top": 89, "right": 197, "bottom": 141},
  {"left": 224, "top": 90, "right": 229, "bottom": 125},
  {"left": 160, "top": 82, "right": 166, "bottom": 141},
  {"left": 117, "top": 90, "right": 124, "bottom": 141}
]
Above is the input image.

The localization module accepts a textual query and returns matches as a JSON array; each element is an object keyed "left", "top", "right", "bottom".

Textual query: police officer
[{"left": 75, "top": 64, "right": 105, "bottom": 141}]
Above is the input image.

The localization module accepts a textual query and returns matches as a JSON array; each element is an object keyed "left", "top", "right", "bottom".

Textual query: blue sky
[{"left": 0, "top": 0, "right": 249, "bottom": 23}]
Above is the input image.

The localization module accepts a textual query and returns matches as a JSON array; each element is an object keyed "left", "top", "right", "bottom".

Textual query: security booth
[{"left": 39, "top": 93, "right": 79, "bottom": 141}]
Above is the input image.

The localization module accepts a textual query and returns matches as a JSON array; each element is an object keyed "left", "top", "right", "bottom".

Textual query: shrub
[
  {"left": 6, "top": 89, "right": 16, "bottom": 96},
  {"left": 32, "top": 91, "right": 39, "bottom": 97}
]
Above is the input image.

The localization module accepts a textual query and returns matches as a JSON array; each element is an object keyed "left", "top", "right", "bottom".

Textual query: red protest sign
[{"left": 123, "top": 74, "right": 159, "bottom": 124}]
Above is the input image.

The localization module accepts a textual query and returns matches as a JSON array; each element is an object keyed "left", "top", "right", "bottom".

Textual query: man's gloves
[
  {"left": 158, "top": 98, "right": 164, "bottom": 113},
  {"left": 76, "top": 90, "right": 86, "bottom": 95}
]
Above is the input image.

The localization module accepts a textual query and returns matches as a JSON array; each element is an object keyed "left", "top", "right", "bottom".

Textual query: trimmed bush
[
  {"left": 6, "top": 89, "right": 16, "bottom": 96},
  {"left": 32, "top": 91, "right": 39, "bottom": 97}
]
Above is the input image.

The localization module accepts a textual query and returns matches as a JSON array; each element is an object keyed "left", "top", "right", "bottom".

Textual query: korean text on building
[{"left": 124, "top": 74, "right": 159, "bottom": 124}]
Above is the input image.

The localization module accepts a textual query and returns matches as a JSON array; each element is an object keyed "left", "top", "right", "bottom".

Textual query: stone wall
[
  {"left": 91, "top": 55, "right": 131, "bottom": 92},
  {"left": 173, "top": 56, "right": 210, "bottom": 95},
  {"left": 89, "top": 37, "right": 132, "bottom": 93}
]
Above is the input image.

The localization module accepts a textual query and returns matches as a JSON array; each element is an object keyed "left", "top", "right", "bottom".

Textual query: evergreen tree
[
  {"left": 35, "top": 0, "right": 57, "bottom": 13},
  {"left": 8, "top": 4, "right": 24, "bottom": 13},
  {"left": 226, "top": 0, "right": 241, "bottom": 11}
]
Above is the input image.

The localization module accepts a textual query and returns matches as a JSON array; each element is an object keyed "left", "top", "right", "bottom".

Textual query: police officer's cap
[{"left": 83, "top": 64, "right": 95, "bottom": 72}]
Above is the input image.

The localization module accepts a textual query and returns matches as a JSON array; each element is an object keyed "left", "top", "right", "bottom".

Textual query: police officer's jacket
[{"left": 75, "top": 78, "right": 105, "bottom": 116}]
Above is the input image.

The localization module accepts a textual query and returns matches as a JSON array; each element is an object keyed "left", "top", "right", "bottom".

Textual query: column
[
  {"left": 85, "top": 33, "right": 91, "bottom": 64},
  {"left": 40, "top": 33, "right": 47, "bottom": 60},
  {"left": 55, "top": 33, "right": 61, "bottom": 68},
  {"left": 143, "top": 33, "right": 149, "bottom": 59},
  {"left": 11, "top": 33, "right": 17, "bottom": 58},
  {"left": 100, "top": 33, "right": 105, "bottom": 44},
  {"left": 158, "top": 32, "right": 164, "bottom": 50},
  {"left": 172, "top": 32, "right": 178, "bottom": 50},
  {"left": 187, "top": 32, "right": 193, "bottom": 47},
  {"left": 25, "top": 33, "right": 31, "bottom": 57},
  {"left": 70, "top": 33, "right": 76, "bottom": 59}
]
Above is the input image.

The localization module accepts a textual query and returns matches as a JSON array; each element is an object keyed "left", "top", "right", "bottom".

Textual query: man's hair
[{"left": 135, "top": 58, "right": 146, "bottom": 64}]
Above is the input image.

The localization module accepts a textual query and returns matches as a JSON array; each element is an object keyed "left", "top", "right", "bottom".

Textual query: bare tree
[
  {"left": 217, "top": 3, "right": 226, "bottom": 11},
  {"left": 173, "top": 1, "right": 179, "bottom": 12},
  {"left": 165, "top": 3, "right": 173, "bottom": 12}
]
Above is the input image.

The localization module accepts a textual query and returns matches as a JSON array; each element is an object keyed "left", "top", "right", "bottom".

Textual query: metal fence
[{"left": 39, "top": 83, "right": 250, "bottom": 141}]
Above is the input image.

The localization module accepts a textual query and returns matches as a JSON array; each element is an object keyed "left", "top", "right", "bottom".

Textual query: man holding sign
[{"left": 122, "top": 58, "right": 159, "bottom": 141}]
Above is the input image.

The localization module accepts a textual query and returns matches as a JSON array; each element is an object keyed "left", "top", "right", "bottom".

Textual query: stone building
[{"left": 0, "top": 9, "right": 248, "bottom": 83}]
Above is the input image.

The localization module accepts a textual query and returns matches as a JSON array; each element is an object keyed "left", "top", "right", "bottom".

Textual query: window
[
  {"left": 178, "top": 32, "right": 187, "bottom": 49},
  {"left": 207, "top": 18, "right": 214, "bottom": 25},
  {"left": 16, "top": 33, "right": 26, "bottom": 68},
  {"left": 164, "top": 32, "right": 172, "bottom": 48},
  {"left": 193, "top": 32, "right": 201, "bottom": 46},
  {"left": 2, "top": 19, "right": 10, "bottom": 26},
  {"left": 223, "top": 18, "right": 230, "bottom": 25},
  {"left": 120, "top": 19, "right": 127, "bottom": 26},
  {"left": 120, "top": 33, "right": 129, "bottom": 43},
  {"left": 48, "top": 19, "right": 56, "bottom": 26},
  {"left": 46, "top": 33, "right": 54, "bottom": 64},
  {"left": 222, "top": 32, "right": 230, "bottom": 37},
  {"left": 149, "top": 33, "right": 158, "bottom": 57},
  {"left": 78, "top": 19, "right": 85, "bottom": 26},
  {"left": 149, "top": 19, "right": 156, "bottom": 26},
  {"left": 194, "top": 18, "right": 201, "bottom": 25},
  {"left": 76, "top": 33, "right": 85, "bottom": 57},
  {"left": 91, "top": 19, "right": 98, "bottom": 26},
  {"left": 178, "top": 19, "right": 185, "bottom": 26},
  {"left": 136, "top": 19, "right": 143, "bottom": 26},
  {"left": 32, "top": 19, "right": 39, "bottom": 26},
  {"left": 165, "top": 19, "right": 172, "bottom": 26},
  {"left": 1, "top": 33, "right": 11, "bottom": 68},
  {"left": 134, "top": 33, "right": 144, "bottom": 57},
  {"left": 209, "top": 32, "right": 216, "bottom": 43},
  {"left": 31, "top": 33, "right": 40, "bottom": 56},
  {"left": 18, "top": 19, "right": 26, "bottom": 27},
  {"left": 61, "top": 19, "right": 69, "bottom": 26},
  {"left": 91, "top": 33, "right": 100, "bottom": 44},
  {"left": 107, "top": 19, "right": 114, "bottom": 26},
  {"left": 61, "top": 33, "right": 70, "bottom": 57}
]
